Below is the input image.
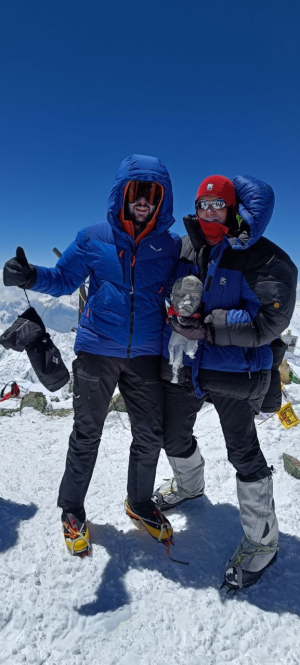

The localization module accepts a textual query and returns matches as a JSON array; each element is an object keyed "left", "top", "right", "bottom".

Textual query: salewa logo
[
  {"left": 73, "top": 393, "right": 81, "bottom": 399},
  {"left": 207, "top": 183, "right": 214, "bottom": 191},
  {"left": 220, "top": 277, "right": 226, "bottom": 286},
  {"left": 150, "top": 245, "right": 162, "bottom": 252}
]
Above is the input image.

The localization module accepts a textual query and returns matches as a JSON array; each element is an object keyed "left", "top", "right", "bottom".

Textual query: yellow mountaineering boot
[
  {"left": 62, "top": 511, "right": 91, "bottom": 557},
  {"left": 125, "top": 498, "right": 173, "bottom": 542}
]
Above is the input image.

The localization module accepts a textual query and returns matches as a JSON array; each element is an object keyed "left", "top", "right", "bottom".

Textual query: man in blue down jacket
[
  {"left": 3, "top": 154, "right": 180, "bottom": 556},
  {"left": 154, "top": 174, "right": 297, "bottom": 589}
]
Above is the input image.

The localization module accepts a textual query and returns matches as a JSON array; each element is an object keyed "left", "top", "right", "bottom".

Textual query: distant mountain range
[
  {"left": 0, "top": 276, "right": 299, "bottom": 392},
  {"left": 0, "top": 277, "right": 78, "bottom": 333}
]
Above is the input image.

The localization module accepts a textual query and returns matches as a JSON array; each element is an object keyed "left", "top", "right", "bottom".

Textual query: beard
[{"left": 125, "top": 202, "right": 154, "bottom": 226}]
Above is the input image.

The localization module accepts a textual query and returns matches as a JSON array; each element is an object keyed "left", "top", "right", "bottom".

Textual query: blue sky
[{"left": 1, "top": 0, "right": 299, "bottom": 268}]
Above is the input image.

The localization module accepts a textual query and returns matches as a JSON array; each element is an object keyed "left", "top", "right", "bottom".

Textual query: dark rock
[
  {"left": 108, "top": 392, "right": 127, "bottom": 413},
  {"left": 20, "top": 392, "right": 47, "bottom": 413}
]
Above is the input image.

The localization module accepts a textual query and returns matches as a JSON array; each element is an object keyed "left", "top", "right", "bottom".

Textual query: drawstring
[
  {"left": 118, "top": 250, "right": 126, "bottom": 283},
  {"left": 23, "top": 287, "right": 52, "bottom": 320},
  {"left": 161, "top": 538, "right": 189, "bottom": 565},
  {"left": 24, "top": 289, "right": 31, "bottom": 307}
]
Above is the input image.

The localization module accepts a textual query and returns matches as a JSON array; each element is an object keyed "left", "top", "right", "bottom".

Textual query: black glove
[
  {"left": 183, "top": 214, "right": 198, "bottom": 225},
  {"left": 168, "top": 315, "right": 208, "bottom": 340},
  {"left": 0, "top": 306, "right": 70, "bottom": 392},
  {"left": 3, "top": 247, "right": 37, "bottom": 289},
  {"left": 177, "top": 316, "right": 202, "bottom": 328},
  {"left": 0, "top": 307, "right": 45, "bottom": 352},
  {"left": 168, "top": 314, "right": 216, "bottom": 343}
]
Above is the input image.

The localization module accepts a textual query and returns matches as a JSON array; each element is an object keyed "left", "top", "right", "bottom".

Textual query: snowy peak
[{"left": 0, "top": 278, "right": 78, "bottom": 333}]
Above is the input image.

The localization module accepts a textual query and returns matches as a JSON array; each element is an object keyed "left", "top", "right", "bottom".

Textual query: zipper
[
  {"left": 203, "top": 246, "right": 223, "bottom": 313},
  {"left": 242, "top": 348, "right": 251, "bottom": 378},
  {"left": 205, "top": 275, "right": 213, "bottom": 291},
  {"left": 127, "top": 253, "right": 136, "bottom": 359}
]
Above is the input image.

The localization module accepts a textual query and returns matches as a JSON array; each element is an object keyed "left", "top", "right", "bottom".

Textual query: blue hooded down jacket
[
  {"left": 162, "top": 175, "right": 297, "bottom": 397},
  {"left": 31, "top": 155, "right": 181, "bottom": 357}
]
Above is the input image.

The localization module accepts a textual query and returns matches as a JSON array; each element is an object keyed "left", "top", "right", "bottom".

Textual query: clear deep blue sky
[{"left": 1, "top": 0, "right": 299, "bottom": 268}]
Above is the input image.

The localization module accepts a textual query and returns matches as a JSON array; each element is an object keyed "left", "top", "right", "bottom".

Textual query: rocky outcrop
[
  {"left": 0, "top": 387, "right": 128, "bottom": 417},
  {"left": 20, "top": 392, "right": 48, "bottom": 414}
]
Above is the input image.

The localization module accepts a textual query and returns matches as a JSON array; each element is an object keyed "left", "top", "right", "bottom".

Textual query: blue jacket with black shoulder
[{"left": 162, "top": 175, "right": 298, "bottom": 396}]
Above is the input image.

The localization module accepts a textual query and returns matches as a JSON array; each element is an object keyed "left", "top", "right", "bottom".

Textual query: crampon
[
  {"left": 62, "top": 512, "right": 91, "bottom": 558},
  {"left": 125, "top": 498, "right": 188, "bottom": 565}
]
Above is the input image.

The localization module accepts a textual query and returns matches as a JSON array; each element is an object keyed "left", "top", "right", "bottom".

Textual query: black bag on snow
[
  {"left": 260, "top": 338, "right": 287, "bottom": 413},
  {"left": 0, "top": 307, "right": 70, "bottom": 392}
]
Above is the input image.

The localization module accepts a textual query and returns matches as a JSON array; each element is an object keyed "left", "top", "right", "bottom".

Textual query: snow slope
[
  {"left": 1, "top": 390, "right": 300, "bottom": 664},
  {"left": 0, "top": 287, "right": 300, "bottom": 664},
  {"left": 0, "top": 276, "right": 78, "bottom": 333},
  {"left": 287, "top": 284, "right": 300, "bottom": 341}
]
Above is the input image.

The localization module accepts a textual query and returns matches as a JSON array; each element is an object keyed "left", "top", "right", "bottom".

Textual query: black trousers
[
  {"left": 58, "top": 352, "right": 164, "bottom": 514},
  {"left": 163, "top": 371, "right": 271, "bottom": 480}
]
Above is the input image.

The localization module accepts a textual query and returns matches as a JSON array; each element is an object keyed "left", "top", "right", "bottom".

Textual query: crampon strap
[
  {"left": 62, "top": 520, "right": 90, "bottom": 556},
  {"left": 158, "top": 510, "right": 189, "bottom": 565},
  {"left": 224, "top": 535, "right": 279, "bottom": 589},
  {"left": 161, "top": 537, "right": 189, "bottom": 566}
]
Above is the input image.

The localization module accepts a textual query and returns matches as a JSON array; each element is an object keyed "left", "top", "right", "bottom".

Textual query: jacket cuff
[
  {"left": 30, "top": 266, "right": 42, "bottom": 291},
  {"left": 210, "top": 309, "right": 231, "bottom": 346},
  {"left": 24, "top": 265, "right": 37, "bottom": 289}
]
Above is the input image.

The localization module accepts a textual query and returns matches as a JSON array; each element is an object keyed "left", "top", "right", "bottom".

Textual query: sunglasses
[
  {"left": 196, "top": 199, "right": 227, "bottom": 211},
  {"left": 126, "top": 181, "right": 163, "bottom": 206}
]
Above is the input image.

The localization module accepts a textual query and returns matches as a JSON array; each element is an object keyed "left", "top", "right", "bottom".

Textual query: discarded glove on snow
[{"left": 0, "top": 307, "right": 70, "bottom": 392}]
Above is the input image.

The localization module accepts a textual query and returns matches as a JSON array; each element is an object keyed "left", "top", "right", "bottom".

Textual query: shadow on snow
[
  {"left": 77, "top": 496, "right": 300, "bottom": 618},
  {"left": 0, "top": 497, "right": 37, "bottom": 553}
]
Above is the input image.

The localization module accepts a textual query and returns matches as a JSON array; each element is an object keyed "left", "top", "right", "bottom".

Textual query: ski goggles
[
  {"left": 196, "top": 198, "right": 227, "bottom": 211},
  {"left": 126, "top": 180, "right": 163, "bottom": 206}
]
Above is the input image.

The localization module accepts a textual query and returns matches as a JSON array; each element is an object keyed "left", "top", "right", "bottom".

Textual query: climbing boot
[
  {"left": 223, "top": 475, "right": 279, "bottom": 590},
  {"left": 153, "top": 445, "right": 205, "bottom": 510},
  {"left": 125, "top": 498, "right": 173, "bottom": 542},
  {"left": 62, "top": 511, "right": 91, "bottom": 557}
]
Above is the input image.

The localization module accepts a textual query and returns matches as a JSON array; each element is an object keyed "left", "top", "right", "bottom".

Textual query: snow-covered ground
[
  {"left": 1, "top": 386, "right": 300, "bottom": 664},
  {"left": 1, "top": 288, "right": 300, "bottom": 664}
]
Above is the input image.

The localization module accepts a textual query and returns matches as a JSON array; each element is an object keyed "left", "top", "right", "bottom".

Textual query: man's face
[
  {"left": 196, "top": 195, "right": 228, "bottom": 224},
  {"left": 128, "top": 197, "right": 156, "bottom": 225},
  {"left": 125, "top": 181, "right": 163, "bottom": 227}
]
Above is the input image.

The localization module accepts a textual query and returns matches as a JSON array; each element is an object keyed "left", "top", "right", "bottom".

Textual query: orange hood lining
[{"left": 119, "top": 181, "right": 165, "bottom": 246}]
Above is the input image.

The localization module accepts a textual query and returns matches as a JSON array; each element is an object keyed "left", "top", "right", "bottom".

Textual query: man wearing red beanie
[{"left": 155, "top": 173, "right": 297, "bottom": 591}]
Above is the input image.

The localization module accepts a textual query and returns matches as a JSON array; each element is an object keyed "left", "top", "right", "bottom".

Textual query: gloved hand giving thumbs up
[{"left": 3, "top": 247, "right": 37, "bottom": 289}]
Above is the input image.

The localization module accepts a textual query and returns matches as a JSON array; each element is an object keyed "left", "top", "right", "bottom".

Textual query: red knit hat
[{"left": 196, "top": 175, "right": 236, "bottom": 208}]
